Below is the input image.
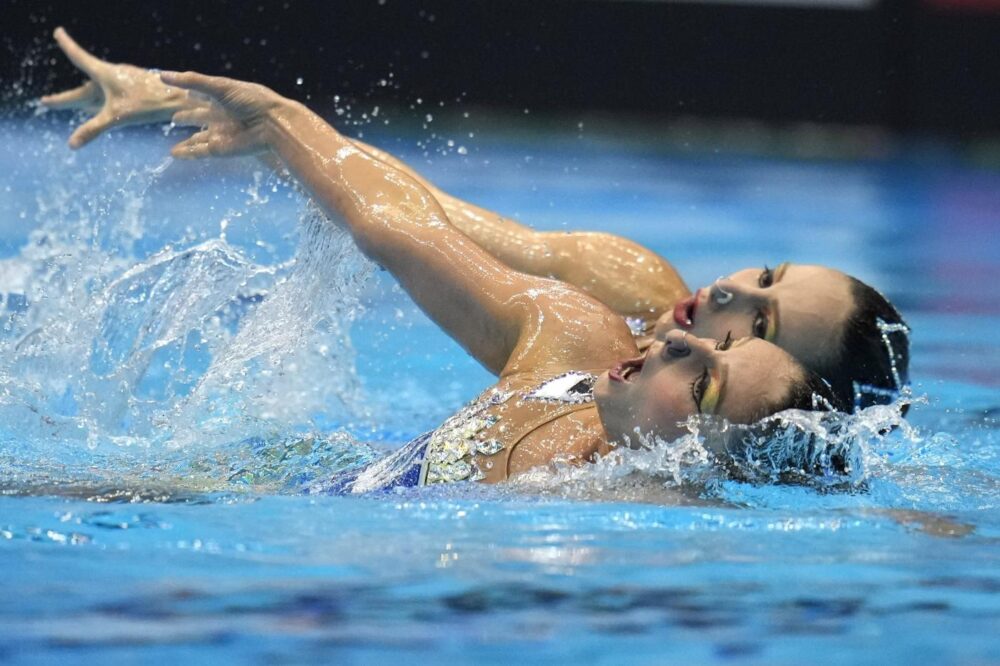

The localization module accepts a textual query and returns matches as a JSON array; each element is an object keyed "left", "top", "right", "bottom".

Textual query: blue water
[{"left": 0, "top": 112, "right": 997, "bottom": 665}]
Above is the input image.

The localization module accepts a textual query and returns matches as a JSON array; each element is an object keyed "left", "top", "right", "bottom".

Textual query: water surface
[{"left": 0, "top": 114, "right": 997, "bottom": 664}]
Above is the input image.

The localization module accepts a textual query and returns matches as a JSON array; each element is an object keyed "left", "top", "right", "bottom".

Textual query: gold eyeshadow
[
  {"left": 764, "top": 307, "right": 777, "bottom": 342},
  {"left": 763, "top": 263, "right": 786, "bottom": 342},
  {"left": 699, "top": 368, "right": 723, "bottom": 414}
]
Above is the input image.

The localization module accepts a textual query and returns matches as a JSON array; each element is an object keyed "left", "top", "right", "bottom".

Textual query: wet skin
[
  {"left": 38, "top": 29, "right": 856, "bottom": 386},
  {"left": 595, "top": 329, "right": 803, "bottom": 445},
  {"left": 38, "top": 32, "right": 843, "bottom": 479},
  {"left": 655, "top": 263, "right": 855, "bottom": 374}
]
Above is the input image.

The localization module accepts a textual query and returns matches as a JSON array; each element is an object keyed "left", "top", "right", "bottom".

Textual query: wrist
[
  {"left": 264, "top": 98, "right": 326, "bottom": 148},
  {"left": 163, "top": 89, "right": 194, "bottom": 115}
]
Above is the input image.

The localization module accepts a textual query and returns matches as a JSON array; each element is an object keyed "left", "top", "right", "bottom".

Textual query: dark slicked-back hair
[
  {"left": 816, "top": 277, "right": 910, "bottom": 414},
  {"left": 705, "top": 366, "right": 856, "bottom": 486}
]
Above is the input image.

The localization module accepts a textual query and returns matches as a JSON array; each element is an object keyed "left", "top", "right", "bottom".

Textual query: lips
[
  {"left": 672, "top": 288, "right": 701, "bottom": 328},
  {"left": 609, "top": 355, "right": 646, "bottom": 383}
]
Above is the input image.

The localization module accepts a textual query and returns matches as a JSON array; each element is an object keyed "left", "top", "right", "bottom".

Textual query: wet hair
[
  {"left": 816, "top": 277, "right": 910, "bottom": 414},
  {"left": 705, "top": 366, "right": 857, "bottom": 486},
  {"left": 745, "top": 364, "right": 849, "bottom": 422}
]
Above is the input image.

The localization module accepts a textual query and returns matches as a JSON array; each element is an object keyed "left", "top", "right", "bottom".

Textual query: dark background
[{"left": 2, "top": 0, "right": 999, "bottom": 135}]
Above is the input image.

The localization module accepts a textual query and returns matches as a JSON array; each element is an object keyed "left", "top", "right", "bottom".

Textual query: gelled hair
[
  {"left": 818, "top": 278, "right": 910, "bottom": 414},
  {"left": 705, "top": 367, "right": 856, "bottom": 486}
]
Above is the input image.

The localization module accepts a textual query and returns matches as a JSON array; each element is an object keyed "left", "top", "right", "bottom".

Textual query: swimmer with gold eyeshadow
[
  {"left": 40, "top": 31, "right": 869, "bottom": 489},
  {"left": 39, "top": 28, "right": 910, "bottom": 415}
]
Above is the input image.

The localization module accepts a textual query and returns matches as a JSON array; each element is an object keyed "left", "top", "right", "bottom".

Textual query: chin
[
  {"left": 594, "top": 372, "right": 636, "bottom": 411},
  {"left": 593, "top": 372, "right": 612, "bottom": 402}
]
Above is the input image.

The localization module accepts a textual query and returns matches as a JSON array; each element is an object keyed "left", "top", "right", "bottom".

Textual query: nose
[
  {"left": 663, "top": 329, "right": 690, "bottom": 357},
  {"left": 663, "top": 329, "right": 717, "bottom": 360},
  {"left": 710, "top": 277, "right": 759, "bottom": 308},
  {"left": 712, "top": 276, "right": 734, "bottom": 305}
]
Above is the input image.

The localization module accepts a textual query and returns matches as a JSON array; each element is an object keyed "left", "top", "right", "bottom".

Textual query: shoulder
[{"left": 501, "top": 280, "right": 637, "bottom": 377}]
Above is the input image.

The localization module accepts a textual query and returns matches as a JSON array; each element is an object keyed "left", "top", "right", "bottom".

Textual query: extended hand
[
  {"left": 40, "top": 27, "right": 189, "bottom": 148},
  {"left": 161, "top": 71, "right": 288, "bottom": 159}
]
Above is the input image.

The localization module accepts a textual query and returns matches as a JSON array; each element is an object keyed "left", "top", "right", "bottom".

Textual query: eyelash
[
  {"left": 690, "top": 368, "right": 710, "bottom": 413},
  {"left": 758, "top": 265, "right": 774, "bottom": 288},
  {"left": 692, "top": 334, "right": 730, "bottom": 410},
  {"left": 753, "top": 265, "right": 773, "bottom": 338},
  {"left": 753, "top": 312, "right": 768, "bottom": 338}
]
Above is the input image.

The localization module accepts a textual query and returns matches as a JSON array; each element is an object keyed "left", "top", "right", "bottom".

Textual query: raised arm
[
  {"left": 160, "top": 72, "right": 633, "bottom": 376},
  {"left": 351, "top": 140, "right": 690, "bottom": 329},
  {"left": 41, "top": 27, "right": 686, "bottom": 329}
]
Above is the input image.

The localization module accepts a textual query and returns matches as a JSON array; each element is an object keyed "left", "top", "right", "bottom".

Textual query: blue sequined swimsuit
[{"left": 326, "top": 371, "right": 597, "bottom": 494}]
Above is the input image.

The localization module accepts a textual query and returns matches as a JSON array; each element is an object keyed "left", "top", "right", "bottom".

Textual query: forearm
[
  {"left": 349, "top": 139, "right": 555, "bottom": 276},
  {"left": 542, "top": 232, "right": 689, "bottom": 327},
  {"left": 262, "top": 101, "right": 529, "bottom": 373},
  {"left": 349, "top": 139, "right": 688, "bottom": 326}
]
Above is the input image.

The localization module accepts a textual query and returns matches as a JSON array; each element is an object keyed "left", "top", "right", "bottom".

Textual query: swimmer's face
[
  {"left": 654, "top": 264, "right": 854, "bottom": 375},
  {"left": 594, "top": 329, "right": 801, "bottom": 444}
]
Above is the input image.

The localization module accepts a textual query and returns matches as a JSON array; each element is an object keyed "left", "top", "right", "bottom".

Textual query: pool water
[{"left": 0, "top": 112, "right": 997, "bottom": 664}]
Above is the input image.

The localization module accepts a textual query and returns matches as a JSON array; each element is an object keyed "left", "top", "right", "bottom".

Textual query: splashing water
[
  {"left": 0, "top": 131, "right": 376, "bottom": 493},
  {"left": 508, "top": 398, "right": 916, "bottom": 503},
  {"left": 0, "top": 140, "right": 957, "bottom": 505},
  {"left": 0, "top": 119, "right": 994, "bottom": 514}
]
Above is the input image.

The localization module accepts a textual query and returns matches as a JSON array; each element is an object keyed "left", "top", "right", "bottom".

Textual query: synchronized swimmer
[{"left": 40, "top": 28, "right": 910, "bottom": 490}]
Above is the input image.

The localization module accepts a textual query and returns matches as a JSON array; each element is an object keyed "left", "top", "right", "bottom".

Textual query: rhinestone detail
[
  {"left": 476, "top": 439, "right": 504, "bottom": 456},
  {"left": 852, "top": 318, "right": 910, "bottom": 410},
  {"left": 522, "top": 371, "right": 596, "bottom": 404},
  {"left": 424, "top": 389, "right": 512, "bottom": 485}
]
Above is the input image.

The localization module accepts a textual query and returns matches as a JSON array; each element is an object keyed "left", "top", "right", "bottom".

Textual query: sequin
[
  {"left": 423, "top": 389, "right": 512, "bottom": 485},
  {"left": 476, "top": 439, "right": 504, "bottom": 456},
  {"left": 422, "top": 375, "right": 596, "bottom": 485},
  {"left": 523, "top": 371, "right": 596, "bottom": 404},
  {"left": 852, "top": 318, "right": 910, "bottom": 410}
]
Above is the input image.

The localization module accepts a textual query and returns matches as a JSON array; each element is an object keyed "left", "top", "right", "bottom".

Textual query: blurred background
[{"left": 2, "top": 0, "right": 998, "bottom": 138}]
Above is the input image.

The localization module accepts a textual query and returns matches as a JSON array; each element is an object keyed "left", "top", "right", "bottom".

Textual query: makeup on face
[
  {"left": 594, "top": 330, "right": 800, "bottom": 444},
  {"left": 654, "top": 263, "right": 852, "bottom": 373}
]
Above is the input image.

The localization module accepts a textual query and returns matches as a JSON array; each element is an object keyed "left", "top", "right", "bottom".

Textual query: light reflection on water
[{"left": 0, "top": 115, "right": 997, "bottom": 664}]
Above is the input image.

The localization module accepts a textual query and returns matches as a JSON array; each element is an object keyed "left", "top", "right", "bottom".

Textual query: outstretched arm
[
  {"left": 161, "top": 72, "right": 633, "bottom": 376},
  {"left": 41, "top": 27, "right": 687, "bottom": 327},
  {"left": 351, "top": 140, "right": 690, "bottom": 328}
]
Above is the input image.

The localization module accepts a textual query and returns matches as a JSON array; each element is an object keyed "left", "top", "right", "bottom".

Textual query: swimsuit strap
[
  {"left": 423, "top": 373, "right": 600, "bottom": 485},
  {"left": 502, "top": 400, "right": 596, "bottom": 478}
]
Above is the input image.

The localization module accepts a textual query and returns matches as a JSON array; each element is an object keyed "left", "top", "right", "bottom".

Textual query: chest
[{"left": 423, "top": 372, "right": 606, "bottom": 484}]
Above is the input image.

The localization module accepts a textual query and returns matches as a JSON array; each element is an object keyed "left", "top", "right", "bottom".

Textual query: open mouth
[
  {"left": 609, "top": 355, "right": 645, "bottom": 383},
  {"left": 672, "top": 289, "right": 700, "bottom": 328}
]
